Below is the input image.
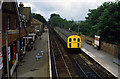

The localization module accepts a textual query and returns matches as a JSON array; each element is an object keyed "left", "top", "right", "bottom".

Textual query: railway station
[
  {"left": 0, "top": 0, "right": 120, "bottom": 79},
  {"left": 48, "top": 27, "right": 119, "bottom": 78},
  {"left": 6, "top": 25, "right": 118, "bottom": 79}
]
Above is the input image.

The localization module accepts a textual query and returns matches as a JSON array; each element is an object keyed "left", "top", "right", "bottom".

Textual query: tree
[
  {"left": 85, "top": 1, "right": 120, "bottom": 44},
  {"left": 32, "top": 13, "right": 47, "bottom": 23},
  {"left": 49, "top": 13, "right": 70, "bottom": 29}
]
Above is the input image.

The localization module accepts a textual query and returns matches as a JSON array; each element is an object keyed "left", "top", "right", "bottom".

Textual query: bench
[{"left": 86, "top": 40, "right": 92, "bottom": 45}]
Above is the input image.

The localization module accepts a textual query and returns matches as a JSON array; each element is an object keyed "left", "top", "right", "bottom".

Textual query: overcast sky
[{"left": 18, "top": 0, "right": 116, "bottom": 21}]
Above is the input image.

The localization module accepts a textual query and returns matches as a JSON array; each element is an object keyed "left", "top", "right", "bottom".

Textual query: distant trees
[
  {"left": 48, "top": 13, "right": 80, "bottom": 32},
  {"left": 48, "top": 1, "right": 120, "bottom": 45},
  {"left": 49, "top": 13, "right": 71, "bottom": 29},
  {"left": 32, "top": 13, "right": 47, "bottom": 23}
]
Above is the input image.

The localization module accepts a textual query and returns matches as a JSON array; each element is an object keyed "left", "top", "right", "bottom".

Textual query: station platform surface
[
  {"left": 81, "top": 41, "right": 120, "bottom": 78},
  {"left": 11, "top": 29, "right": 49, "bottom": 78}
]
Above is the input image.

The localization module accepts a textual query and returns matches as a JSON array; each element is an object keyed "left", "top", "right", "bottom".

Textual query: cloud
[
  {"left": 19, "top": 0, "right": 116, "bottom": 21},
  {"left": 18, "top": 0, "right": 116, "bottom": 2}
]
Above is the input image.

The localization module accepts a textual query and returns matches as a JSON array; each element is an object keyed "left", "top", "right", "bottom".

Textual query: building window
[
  {"left": 20, "top": 21, "right": 22, "bottom": 28},
  {"left": 8, "top": 17, "right": 10, "bottom": 30},
  {"left": 24, "top": 21, "right": 26, "bottom": 28},
  {"left": 15, "top": 19, "right": 17, "bottom": 29},
  {"left": 26, "top": 21, "right": 27, "bottom": 27}
]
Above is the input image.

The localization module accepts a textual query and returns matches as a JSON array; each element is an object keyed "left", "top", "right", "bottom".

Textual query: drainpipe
[{"left": 15, "top": 0, "right": 21, "bottom": 55}]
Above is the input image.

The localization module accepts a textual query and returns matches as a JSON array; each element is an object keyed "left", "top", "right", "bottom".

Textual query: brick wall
[
  {"left": 2, "top": 12, "right": 19, "bottom": 33},
  {"left": 2, "top": 33, "right": 19, "bottom": 47},
  {"left": 2, "top": 12, "right": 19, "bottom": 47},
  {"left": 20, "top": 28, "right": 26, "bottom": 37}
]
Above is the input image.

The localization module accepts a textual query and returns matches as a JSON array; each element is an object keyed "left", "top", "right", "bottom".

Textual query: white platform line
[
  {"left": 81, "top": 47, "right": 118, "bottom": 78},
  {"left": 48, "top": 29, "right": 52, "bottom": 78}
]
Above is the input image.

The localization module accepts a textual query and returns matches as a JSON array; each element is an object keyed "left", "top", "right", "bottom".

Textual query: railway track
[
  {"left": 49, "top": 27, "right": 77, "bottom": 78},
  {"left": 49, "top": 27, "right": 117, "bottom": 79},
  {"left": 81, "top": 52, "right": 116, "bottom": 78}
]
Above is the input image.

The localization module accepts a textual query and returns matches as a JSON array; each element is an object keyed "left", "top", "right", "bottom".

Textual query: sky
[{"left": 17, "top": 0, "right": 116, "bottom": 21}]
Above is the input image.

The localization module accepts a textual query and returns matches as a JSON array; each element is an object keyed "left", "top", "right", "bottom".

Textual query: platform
[
  {"left": 11, "top": 29, "right": 50, "bottom": 78},
  {"left": 55, "top": 27, "right": 120, "bottom": 78},
  {"left": 81, "top": 41, "right": 120, "bottom": 78}
]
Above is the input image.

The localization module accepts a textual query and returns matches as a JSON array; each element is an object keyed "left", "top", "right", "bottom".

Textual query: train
[
  {"left": 67, "top": 35, "right": 81, "bottom": 48},
  {"left": 54, "top": 27, "right": 82, "bottom": 50}
]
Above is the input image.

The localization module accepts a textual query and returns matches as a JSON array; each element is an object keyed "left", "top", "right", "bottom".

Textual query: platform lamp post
[
  {"left": 69, "top": 22, "right": 70, "bottom": 32},
  {"left": 78, "top": 25, "right": 79, "bottom": 35},
  {"left": 6, "top": 30, "right": 19, "bottom": 79}
]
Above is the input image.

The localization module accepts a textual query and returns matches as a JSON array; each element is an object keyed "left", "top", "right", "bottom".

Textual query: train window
[
  {"left": 78, "top": 43, "right": 79, "bottom": 47},
  {"left": 69, "top": 43, "right": 71, "bottom": 47},
  {"left": 73, "top": 38, "right": 76, "bottom": 41},
  {"left": 69, "top": 38, "right": 71, "bottom": 42},
  {"left": 78, "top": 38, "right": 80, "bottom": 42}
]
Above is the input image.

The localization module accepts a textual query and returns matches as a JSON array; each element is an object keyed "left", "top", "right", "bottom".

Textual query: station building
[{"left": 0, "top": 0, "right": 34, "bottom": 77}]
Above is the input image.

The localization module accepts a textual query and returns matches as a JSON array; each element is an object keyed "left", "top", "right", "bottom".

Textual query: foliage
[
  {"left": 48, "top": 1, "right": 120, "bottom": 44},
  {"left": 49, "top": 13, "right": 71, "bottom": 30},
  {"left": 84, "top": 1, "right": 120, "bottom": 44},
  {"left": 32, "top": 13, "right": 47, "bottom": 23}
]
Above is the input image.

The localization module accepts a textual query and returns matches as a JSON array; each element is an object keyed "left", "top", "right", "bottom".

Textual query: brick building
[
  {"left": 1, "top": 1, "right": 33, "bottom": 78},
  {"left": 1, "top": 1, "right": 20, "bottom": 77},
  {"left": 0, "top": 0, "right": 2, "bottom": 78}
]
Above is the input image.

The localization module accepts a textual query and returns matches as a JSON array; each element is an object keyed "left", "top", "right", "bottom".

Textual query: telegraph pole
[{"left": 78, "top": 25, "right": 79, "bottom": 35}]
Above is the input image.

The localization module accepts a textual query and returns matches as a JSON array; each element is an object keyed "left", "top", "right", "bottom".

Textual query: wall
[
  {"left": 2, "top": 12, "right": 19, "bottom": 47},
  {"left": 80, "top": 34, "right": 120, "bottom": 57},
  {"left": 81, "top": 34, "right": 94, "bottom": 42}
]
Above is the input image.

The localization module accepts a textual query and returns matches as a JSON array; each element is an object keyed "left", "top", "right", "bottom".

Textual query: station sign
[
  {"left": 94, "top": 35, "right": 100, "bottom": 47},
  {"left": 8, "top": 46, "right": 11, "bottom": 61}
]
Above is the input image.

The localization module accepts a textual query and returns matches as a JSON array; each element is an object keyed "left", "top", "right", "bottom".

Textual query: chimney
[{"left": 19, "top": 2, "right": 24, "bottom": 7}]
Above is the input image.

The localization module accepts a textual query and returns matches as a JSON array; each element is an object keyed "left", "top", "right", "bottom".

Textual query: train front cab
[{"left": 67, "top": 35, "right": 81, "bottom": 48}]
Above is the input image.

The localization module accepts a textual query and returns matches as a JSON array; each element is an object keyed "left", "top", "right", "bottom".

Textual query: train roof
[{"left": 68, "top": 35, "right": 81, "bottom": 38}]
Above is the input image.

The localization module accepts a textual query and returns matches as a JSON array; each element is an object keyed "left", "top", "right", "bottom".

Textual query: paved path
[
  {"left": 81, "top": 41, "right": 120, "bottom": 78},
  {"left": 12, "top": 30, "right": 49, "bottom": 78}
]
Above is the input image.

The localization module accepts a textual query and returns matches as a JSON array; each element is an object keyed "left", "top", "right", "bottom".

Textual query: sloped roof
[{"left": 31, "top": 18, "right": 43, "bottom": 26}]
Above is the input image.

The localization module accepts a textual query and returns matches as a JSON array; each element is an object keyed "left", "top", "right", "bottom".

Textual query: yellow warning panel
[{"left": 67, "top": 35, "right": 81, "bottom": 48}]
